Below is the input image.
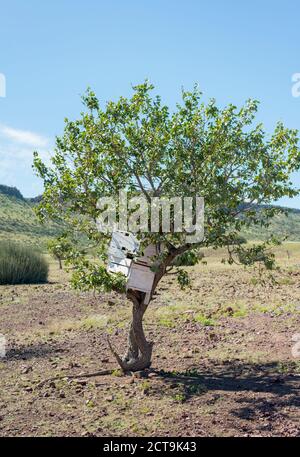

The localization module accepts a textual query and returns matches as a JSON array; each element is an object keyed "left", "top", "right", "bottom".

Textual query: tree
[
  {"left": 33, "top": 82, "right": 300, "bottom": 372},
  {"left": 47, "top": 235, "right": 73, "bottom": 270}
]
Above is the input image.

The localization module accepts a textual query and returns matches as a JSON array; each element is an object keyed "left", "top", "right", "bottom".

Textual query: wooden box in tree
[
  {"left": 107, "top": 257, "right": 132, "bottom": 276},
  {"left": 107, "top": 231, "right": 140, "bottom": 277},
  {"left": 126, "top": 262, "right": 155, "bottom": 305}
]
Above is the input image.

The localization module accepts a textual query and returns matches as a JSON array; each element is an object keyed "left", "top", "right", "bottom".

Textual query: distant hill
[
  {"left": 1, "top": 184, "right": 300, "bottom": 246},
  {"left": 0, "top": 185, "right": 43, "bottom": 203},
  {"left": 236, "top": 202, "right": 300, "bottom": 241},
  {"left": 0, "top": 184, "right": 24, "bottom": 200},
  {"left": 242, "top": 209, "right": 300, "bottom": 241},
  {"left": 0, "top": 186, "right": 62, "bottom": 248}
]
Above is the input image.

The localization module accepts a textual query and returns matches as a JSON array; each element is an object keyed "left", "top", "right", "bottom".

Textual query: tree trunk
[
  {"left": 109, "top": 290, "right": 153, "bottom": 372},
  {"left": 58, "top": 258, "right": 63, "bottom": 270},
  {"left": 123, "top": 320, "right": 139, "bottom": 362},
  {"left": 108, "top": 244, "right": 193, "bottom": 372}
]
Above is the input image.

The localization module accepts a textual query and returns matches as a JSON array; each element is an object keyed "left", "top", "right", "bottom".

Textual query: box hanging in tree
[
  {"left": 126, "top": 262, "right": 155, "bottom": 305},
  {"left": 107, "top": 231, "right": 140, "bottom": 277},
  {"left": 126, "top": 243, "right": 161, "bottom": 304}
]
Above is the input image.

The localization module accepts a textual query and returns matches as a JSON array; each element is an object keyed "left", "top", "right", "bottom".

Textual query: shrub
[{"left": 0, "top": 242, "right": 49, "bottom": 285}]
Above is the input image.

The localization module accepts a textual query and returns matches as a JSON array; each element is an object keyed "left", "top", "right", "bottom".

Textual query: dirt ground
[{"left": 0, "top": 244, "right": 299, "bottom": 437}]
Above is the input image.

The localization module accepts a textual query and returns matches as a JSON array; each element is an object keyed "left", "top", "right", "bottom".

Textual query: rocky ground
[{"left": 0, "top": 244, "right": 299, "bottom": 437}]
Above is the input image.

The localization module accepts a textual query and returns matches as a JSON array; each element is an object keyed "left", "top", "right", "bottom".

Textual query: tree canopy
[{"left": 33, "top": 82, "right": 300, "bottom": 371}]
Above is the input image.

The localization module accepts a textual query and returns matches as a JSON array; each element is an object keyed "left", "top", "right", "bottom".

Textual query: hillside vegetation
[
  {"left": 243, "top": 207, "right": 300, "bottom": 241},
  {"left": 0, "top": 188, "right": 61, "bottom": 248}
]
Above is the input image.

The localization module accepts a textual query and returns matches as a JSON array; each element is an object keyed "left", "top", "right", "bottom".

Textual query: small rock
[
  {"left": 148, "top": 372, "right": 158, "bottom": 378},
  {"left": 182, "top": 354, "right": 193, "bottom": 359}
]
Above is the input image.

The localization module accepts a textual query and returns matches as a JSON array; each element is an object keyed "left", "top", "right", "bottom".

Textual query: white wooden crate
[
  {"left": 126, "top": 262, "right": 155, "bottom": 304},
  {"left": 107, "top": 257, "right": 132, "bottom": 276},
  {"left": 108, "top": 231, "right": 139, "bottom": 258},
  {"left": 107, "top": 231, "right": 140, "bottom": 277}
]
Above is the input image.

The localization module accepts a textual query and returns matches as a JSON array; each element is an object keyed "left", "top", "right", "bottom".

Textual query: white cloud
[
  {"left": 0, "top": 124, "right": 49, "bottom": 148},
  {"left": 0, "top": 124, "right": 53, "bottom": 197}
]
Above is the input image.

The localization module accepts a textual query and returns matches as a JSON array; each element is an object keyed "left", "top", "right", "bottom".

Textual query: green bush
[{"left": 0, "top": 242, "right": 49, "bottom": 285}]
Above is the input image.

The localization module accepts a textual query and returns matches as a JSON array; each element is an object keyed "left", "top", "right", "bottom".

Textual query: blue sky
[{"left": 0, "top": 0, "right": 300, "bottom": 206}]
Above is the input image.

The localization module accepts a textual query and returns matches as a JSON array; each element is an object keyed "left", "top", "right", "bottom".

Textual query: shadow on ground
[
  {"left": 4, "top": 343, "right": 66, "bottom": 361},
  {"left": 152, "top": 360, "right": 299, "bottom": 426}
]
